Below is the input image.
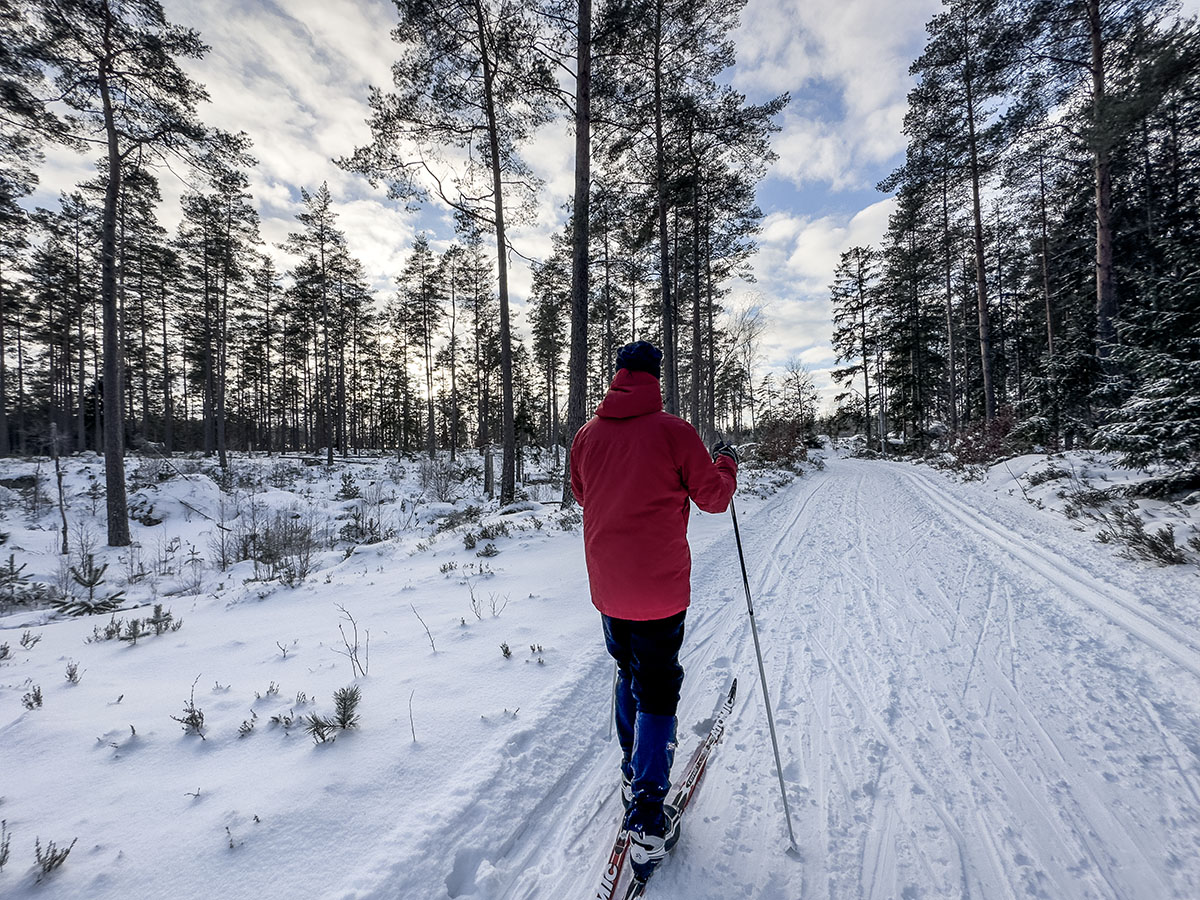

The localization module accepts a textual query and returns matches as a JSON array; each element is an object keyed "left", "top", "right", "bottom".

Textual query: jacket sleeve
[
  {"left": 569, "top": 427, "right": 586, "bottom": 507},
  {"left": 675, "top": 423, "right": 737, "bottom": 513}
]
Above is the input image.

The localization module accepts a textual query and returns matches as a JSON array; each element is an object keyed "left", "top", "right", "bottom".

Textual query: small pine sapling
[
  {"left": 332, "top": 684, "right": 362, "bottom": 730},
  {"left": 22, "top": 684, "right": 43, "bottom": 709},
  {"left": 337, "top": 471, "right": 361, "bottom": 500},
  {"left": 65, "top": 660, "right": 82, "bottom": 684},
  {"left": 0, "top": 642, "right": 10, "bottom": 661},
  {"left": 0, "top": 554, "right": 30, "bottom": 607},
  {"left": 305, "top": 712, "right": 336, "bottom": 744},
  {"left": 0, "top": 819, "right": 10, "bottom": 872},
  {"left": 147, "top": 604, "right": 174, "bottom": 635},
  {"left": 500, "top": 642, "right": 512, "bottom": 659},
  {"left": 120, "top": 618, "right": 145, "bottom": 645},
  {"left": 62, "top": 553, "right": 126, "bottom": 616},
  {"left": 20, "top": 630, "right": 41, "bottom": 650}
]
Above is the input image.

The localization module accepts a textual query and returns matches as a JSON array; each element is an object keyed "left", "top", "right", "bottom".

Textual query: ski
[{"left": 593, "top": 678, "right": 738, "bottom": 900}]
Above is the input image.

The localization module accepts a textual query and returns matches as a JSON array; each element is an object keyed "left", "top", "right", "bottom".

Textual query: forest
[
  {"left": 2, "top": 0, "right": 1198, "bottom": 550},
  {"left": 829, "top": 0, "right": 1200, "bottom": 473}
]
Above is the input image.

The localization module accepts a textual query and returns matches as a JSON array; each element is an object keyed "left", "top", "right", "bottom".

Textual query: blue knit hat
[{"left": 616, "top": 341, "right": 662, "bottom": 379}]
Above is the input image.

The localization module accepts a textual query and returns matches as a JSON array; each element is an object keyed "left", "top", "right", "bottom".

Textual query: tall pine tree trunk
[
  {"left": 99, "top": 34, "right": 131, "bottom": 546},
  {"left": 964, "top": 44, "right": 996, "bottom": 422},
  {"left": 653, "top": 0, "right": 677, "bottom": 414},
  {"left": 474, "top": 0, "right": 516, "bottom": 504},
  {"left": 0, "top": 262, "right": 8, "bottom": 456},
  {"left": 942, "top": 166, "right": 959, "bottom": 434},
  {"left": 1086, "top": 0, "right": 1116, "bottom": 368},
  {"left": 561, "top": 0, "right": 591, "bottom": 507}
]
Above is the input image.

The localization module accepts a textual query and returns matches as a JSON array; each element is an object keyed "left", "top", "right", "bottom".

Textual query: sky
[{"left": 30, "top": 0, "right": 1196, "bottom": 412}]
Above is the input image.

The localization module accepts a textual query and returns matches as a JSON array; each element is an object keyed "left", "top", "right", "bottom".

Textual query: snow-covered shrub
[
  {"left": 268, "top": 462, "right": 303, "bottom": 490},
  {"left": 238, "top": 710, "right": 258, "bottom": 738},
  {"left": 242, "top": 509, "right": 321, "bottom": 584},
  {"left": 479, "top": 521, "right": 510, "bottom": 541},
  {"left": 22, "top": 684, "right": 43, "bottom": 709},
  {"left": 1061, "top": 480, "right": 1113, "bottom": 518},
  {"left": 0, "top": 642, "right": 10, "bottom": 660},
  {"left": 171, "top": 677, "right": 206, "bottom": 739},
  {"left": 477, "top": 542, "right": 499, "bottom": 558},
  {"left": 420, "top": 457, "right": 462, "bottom": 503},
  {"left": 1026, "top": 464, "right": 1069, "bottom": 487},
  {"left": 0, "top": 819, "right": 10, "bottom": 872},
  {"left": 754, "top": 415, "right": 811, "bottom": 467},
  {"left": 436, "top": 504, "right": 483, "bottom": 533},
  {"left": 129, "top": 458, "right": 174, "bottom": 488},
  {"left": 1094, "top": 503, "right": 1188, "bottom": 564},
  {"left": 34, "top": 836, "right": 76, "bottom": 883}
]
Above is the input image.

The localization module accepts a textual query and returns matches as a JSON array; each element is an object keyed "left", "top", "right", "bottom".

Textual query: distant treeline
[{"left": 0, "top": 0, "right": 804, "bottom": 542}]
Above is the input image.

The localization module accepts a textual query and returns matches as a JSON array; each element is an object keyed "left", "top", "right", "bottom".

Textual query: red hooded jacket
[{"left": 569, "top": 369, "right": 738, "bottom": 621}]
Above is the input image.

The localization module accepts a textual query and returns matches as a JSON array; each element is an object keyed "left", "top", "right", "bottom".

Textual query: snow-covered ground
[{"left": 2, "top": 449, "right": 1199, "bottom": 899}]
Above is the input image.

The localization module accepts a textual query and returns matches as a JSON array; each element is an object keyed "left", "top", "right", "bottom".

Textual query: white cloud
[
  {"left": 741, "top": 196, "right": 895, "bottom": 410},
  {"left": 733, "top": 0, "right": 940, "bottom": 191}
]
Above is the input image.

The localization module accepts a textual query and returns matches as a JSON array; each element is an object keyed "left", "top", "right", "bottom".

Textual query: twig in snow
[
  {"left": 411, "top": 604, "right": 436, "bottom": 652},
  {"left": 409, "top": 689, "right": 417, "bottom": 743},
  {"left": 335, "top": 605, "right": 369, "bottom": 677}
]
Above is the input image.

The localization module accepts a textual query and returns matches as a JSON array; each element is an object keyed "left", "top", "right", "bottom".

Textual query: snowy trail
[
  {"left": 8, "top": 454, "right": 1196, "bottom": 900},
  {"left": 418, "top": 454, "right": 1200, "bottom": 900}
]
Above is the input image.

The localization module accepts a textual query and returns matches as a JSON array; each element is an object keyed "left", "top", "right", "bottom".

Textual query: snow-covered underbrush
[
  {"left": 0, "top": 447, "right": 609, "bottom": 895},
  {"left": 970, "top": 452, "right": 1200, "bottom": 567},
  {"left": 0, "top": 449, "right": 582, "bottom": 621}
]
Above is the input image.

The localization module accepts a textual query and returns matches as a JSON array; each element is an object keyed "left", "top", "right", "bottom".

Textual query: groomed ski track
[{"left": 341, "top": 455, "right": 1200, "bottom": 900}]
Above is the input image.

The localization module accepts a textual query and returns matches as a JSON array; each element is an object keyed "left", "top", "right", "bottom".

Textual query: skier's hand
[{"left": 711, "top": 440, "right": 739, "bottom": 465}]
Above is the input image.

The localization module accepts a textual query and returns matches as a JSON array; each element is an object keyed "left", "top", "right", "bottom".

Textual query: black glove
[{"left": 711, "top": 440, "right": 739, "bottom": 465}]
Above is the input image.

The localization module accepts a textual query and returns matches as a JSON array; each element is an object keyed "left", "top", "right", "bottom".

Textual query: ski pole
[{"left": 730, "top": 496, "right": 799, "bottom": 853}]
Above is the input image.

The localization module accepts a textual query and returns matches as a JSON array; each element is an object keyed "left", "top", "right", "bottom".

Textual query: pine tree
[
  {"left": 31, "top": 0, "right": 208, "bottom": 545},
  {"left": 343, "top": 0, "right": 555, "bottom": 503},
  {"left": 830, "top": 247, "right": 883, "bottom": 445}
]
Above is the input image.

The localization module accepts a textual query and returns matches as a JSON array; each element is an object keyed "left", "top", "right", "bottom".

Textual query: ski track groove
[
  {"left": 899, "top": 466, "right": 1200, "bottom": 681},
  {"left": 343, "top": 457, "right": 1200, "bottom": 900}
]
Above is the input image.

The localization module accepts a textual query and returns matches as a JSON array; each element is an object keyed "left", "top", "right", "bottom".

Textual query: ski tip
[{"left": 784, "top": 842, "right": 803, "bottom": 862}]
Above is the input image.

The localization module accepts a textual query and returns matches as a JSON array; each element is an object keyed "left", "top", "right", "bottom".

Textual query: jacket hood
[{"left": 595, "top": 369, "right": 663, "bottom": 419}]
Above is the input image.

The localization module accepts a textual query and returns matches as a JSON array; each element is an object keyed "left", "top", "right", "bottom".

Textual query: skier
[{"left": 570, "top": 340, "right": 739, "bottom": 879}]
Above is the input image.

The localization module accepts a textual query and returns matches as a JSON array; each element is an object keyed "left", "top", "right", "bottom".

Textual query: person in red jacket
[{"left": 569, "top": 340, "right": 738, "bottom": 878}]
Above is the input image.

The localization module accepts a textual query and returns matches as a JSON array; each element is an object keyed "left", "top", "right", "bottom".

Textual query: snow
[{"left": 2, "top": 449, "right": 1200, "bottom": 898}]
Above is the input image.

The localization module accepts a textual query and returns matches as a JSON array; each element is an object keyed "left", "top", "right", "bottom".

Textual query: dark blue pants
[{"left": 602, "top": 611, "right": 686, "bottom": 816}]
